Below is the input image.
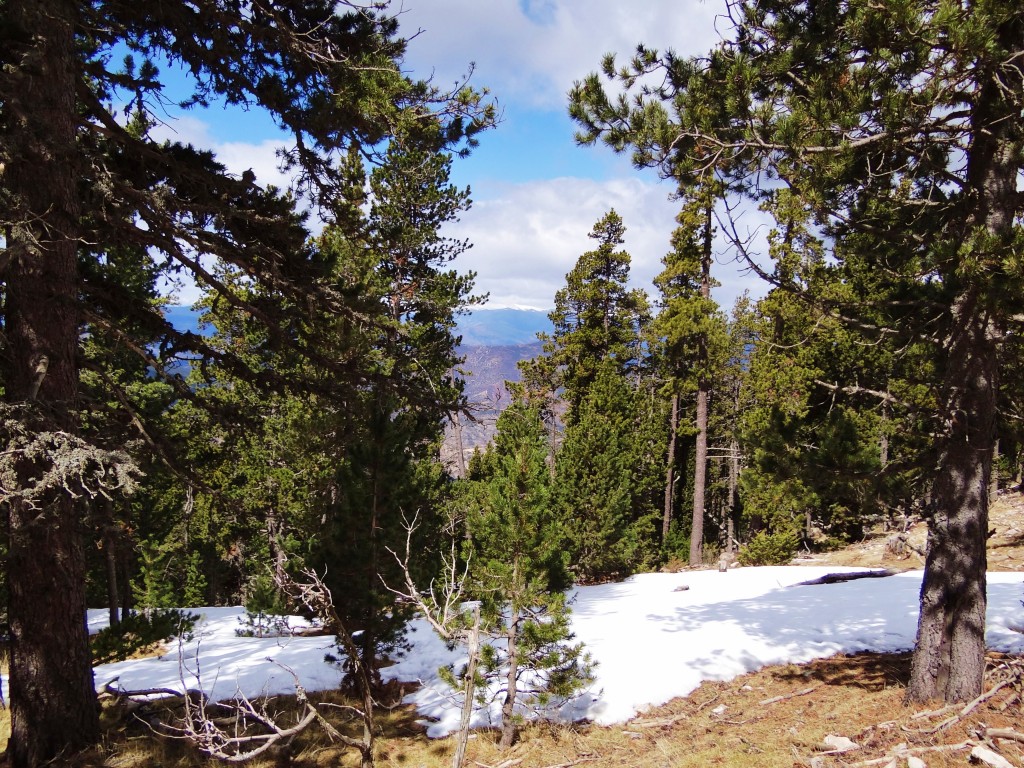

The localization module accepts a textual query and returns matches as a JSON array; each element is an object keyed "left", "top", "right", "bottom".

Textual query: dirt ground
[{"left": 797, "top": 489, "right": 1024, "bottom": 571}]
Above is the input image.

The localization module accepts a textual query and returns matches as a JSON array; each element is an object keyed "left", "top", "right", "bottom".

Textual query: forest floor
[{"left": 3, "top": 494, "right": 1023, "bottom": 768}]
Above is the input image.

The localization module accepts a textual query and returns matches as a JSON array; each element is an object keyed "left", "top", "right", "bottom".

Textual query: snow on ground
[{"left": 8, "top": 567, "right": 1023, "bottom": 737}]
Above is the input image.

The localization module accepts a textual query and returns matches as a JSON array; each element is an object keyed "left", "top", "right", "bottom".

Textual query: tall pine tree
[
  {"left": 0, "top": 2, "right": 492, "bottom": 762},
  {"left": 570, "top": 0, "right": 1023, "bottom": 702}
]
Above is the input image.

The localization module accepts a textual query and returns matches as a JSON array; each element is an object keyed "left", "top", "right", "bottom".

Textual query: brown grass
[
  {"left": 2, "top": 652, "right": 1019, "bottom": 768},
  {"left": 3, "top": 494, "right": 1022, "bottom": 767}
]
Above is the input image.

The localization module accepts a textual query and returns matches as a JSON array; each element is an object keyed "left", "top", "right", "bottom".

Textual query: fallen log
[{"left": 794, "top": 570, "right": 899, "bottom": 586}]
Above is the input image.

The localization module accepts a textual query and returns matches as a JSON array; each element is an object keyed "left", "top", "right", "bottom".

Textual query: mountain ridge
[{"left": 163, "top": 305, "right": 551, "bottom": 348}]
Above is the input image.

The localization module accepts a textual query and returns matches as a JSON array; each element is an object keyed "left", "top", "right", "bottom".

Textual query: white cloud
[
  {"left": 450, "top": 176, "right": 766, "bottom": 310},
  {"left": 150, "top": 116, "right": 292, "bottom": 191},
  {"left": 398, "top": 0, "right": 726, "bottom": 108}
]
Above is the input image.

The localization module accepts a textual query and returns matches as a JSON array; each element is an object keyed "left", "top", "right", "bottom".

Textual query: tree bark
[
  {"left": 689, "top": 203, "right": 714, "bottom": 567},
  {"left": 451, "top": 603, "right": 481, "bottom": 768},
  {"left": 906, "top": 292, "right": 997, "bottom": 702},
  {"left": 689, "top": 387, "right": 709, "bottom": 566},
  {"left": 498, "top": 613, "right": 520, "bottom": 750},
  {"left": 907, "top": 20, "right": 1019, "bottom": 700},
  {"left": 727, "top": 439, "right": 739, "bottom": 554},
  {"left": 1, "top": 1, "right": 100, "bottom": 763},
  {"left": 663, "top": 392, "right": 679, "bottom": 542},
  {"left": 989, "top": 440, "right": 1000, "bottom": 503},
  {"left": 104, "top": 514, "right": 121, "bottom": 628}
]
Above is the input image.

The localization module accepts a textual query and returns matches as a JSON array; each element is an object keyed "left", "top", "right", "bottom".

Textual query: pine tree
[
  {"left": 541, "top": 210, "right": 649, "bottom": 421},
  {"left": 571, "top": 0, "right": 1022, "bottom": 703},
  {"left": 653, "top": 183, "right": 729, "bottom": 565},
  {"left": 556, "top": 360, "right": 657, "bottom": 581},
  {"left": 0, "top": 2, "right": 493, "bottom": 761},
  {"left": 462, "top": 402, "right": 591, "bottom": 750}
]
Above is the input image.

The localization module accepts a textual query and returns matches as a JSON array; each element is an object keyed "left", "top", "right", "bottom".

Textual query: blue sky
[{"left": 159, "top": 0, "right": 766, "bottom": 311}]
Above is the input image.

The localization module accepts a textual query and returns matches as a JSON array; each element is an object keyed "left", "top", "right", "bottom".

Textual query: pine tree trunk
[
  {"left": 907, "top": 292, "right": 996, "bottom": 702},
  {"left": 689, "top": 207, "right": 714, "bottom": 567},
  {"left": 498, "top": 614, "right": 520, "bottom": 750},
  {"left": 451, "top": 603, "right": 481, "bottom": 768},
  {"left": 689, "top": 386, "right": 709, "bottom": 566},
  {"left": 2, "top": 0, "right": 100, "bottom": 763},
  {"left": 728, "top": 439, "right": 739, "bottom": 553},
  {"left": 990, "top": 440, "right": 1000, "bottom": 503},
  {"left": 103, "top": 501, "right": 121, "bottom": 626},
  {"left": 907, "top": 25, "right": 1017, "bottom": 700},
  {"left": 663, "top": 393, "right": 679, "bottom": 542}
]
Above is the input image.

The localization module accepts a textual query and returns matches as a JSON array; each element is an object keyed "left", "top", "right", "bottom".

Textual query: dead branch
[
  {"left": 902, "top": 677, "right": 1016, "bottom": 734},
  {"left": 695, "top": 690, "right": 722, "bottom": 712},
  {"left": 535, "top": 757, "right": 602, "bottom": 768},
  {"left": 473, "top": 759, "right": 523, "bottom": 768},
  {"left": 630, "top": 712, "right": 690, "bottom": 729},
  {"left": 274, "top": 566, "right": 376, "bottom": 767},
  {"left": 846, "top": 740, "right": 975, "bottom": 766},
  {"left": 985, "top": 727, "right": 1024, "bottom": 745},
  {"left": 759, "top": 686, "right": 818, "bottom": 706},
  {"left": 794, "top": 570, "right": 898, "bottom": 586},
  {"left": 153, "top": 660, "right": 331, "bottom": 763},
  {"left": 383, "top": 511, "right": 482, "bottom": 768},
  {"left": 383, "top": 510, "right": 472, "bottom": 642}
]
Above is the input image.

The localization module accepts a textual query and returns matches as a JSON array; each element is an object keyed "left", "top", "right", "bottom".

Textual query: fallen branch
[
  {"left": 902, "top": 678, "right": 1015, "bottom": 734},
  {"left": 473, "top": 759, "right": 523, "bottom": 768},
  {"left": 985, "top": 727, "right": 1024, "bottom": 745},
  {"left": 794, "top": 570, "right": 898, "bottom": 586},
  {"left": 846, "top": 739, "right": 975, "bottom": 766},
  {"left": 155, "top": 665, "right": 328, "bottom": 763},
  {"left": 695, "top": 691, "right": 722, "bottom": 711},
  {"left": 631, "top": 712, "right": 690, "bottom": 728},
  {"left": 760, "top": 686, "right": 818, "bottom": 706},
  {"left": 537, "top": 757, "right": 602, "bottom": 768}
]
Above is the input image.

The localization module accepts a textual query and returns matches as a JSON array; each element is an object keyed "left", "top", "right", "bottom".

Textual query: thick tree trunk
[
  {"left": 663, "top": 393, "right": 679, "bottom": 542},
  {"left": 2, "top": 0, "right": 100, "bottom": 763},
  {"left": 907, "top": 22, "right": 1018, "bottom": 700},
  {"left": 906, "top": 293, "right": 997, "bottom": 703}
]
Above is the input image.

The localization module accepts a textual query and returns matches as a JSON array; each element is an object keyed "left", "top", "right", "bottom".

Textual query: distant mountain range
[
  {"left": 456, "top": 308, "right": 550, "bottom": 346},
  {"left": 162, "top": 305, "right": 551, "bottom": 348},
  {"left": 162, "top": 306, "right": 549, "bottom": 468}
]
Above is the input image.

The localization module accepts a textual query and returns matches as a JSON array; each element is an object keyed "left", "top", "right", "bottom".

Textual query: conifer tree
[
  {"left": 653, "top": 183, "right": 729, "bottom": 565},
  {"left": 0, "top": 1, "right": 492, "bottom": 761},
  {"left": 556, "top": 360, "right": 658, "bottom": 580},
  {"left": 540, "top": 210, "right": 649, "bottom": 421},
  {"left": 462, "top": 402, "right": 591, "bottom": 750},
  {"left": 570, "top": 0, "right": 1022, "bottom": 703}
]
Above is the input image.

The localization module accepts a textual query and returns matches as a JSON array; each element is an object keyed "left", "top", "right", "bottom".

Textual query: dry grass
[
  {"left": 12, "top": 651, "right": 1019, "bottom": 768},
  {"left": 3, "top": 495, "right": 1023, "bottom": 767},
  {"left": 805, "top": 490, "right": 1024, "bottom": 570}
]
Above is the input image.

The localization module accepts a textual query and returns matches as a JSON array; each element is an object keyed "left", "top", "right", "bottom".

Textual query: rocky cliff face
[{"left": 441, "top": 341, "right": 543, "bottom": 474}]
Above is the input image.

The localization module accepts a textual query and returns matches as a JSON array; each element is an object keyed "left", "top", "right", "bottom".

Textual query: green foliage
[
  {"left": 133, "top": 540, "right": 178, "bottom": 610},
  {"left": 737, "top": 530, "right": 800, "bottom": 567},
  {"left": 458, "top": 402, "right": 594, "bottom": 744},
  {"left": 556, "top": 361, "right": 657, "bottom": 581},
  {"left": 538, "top": 210, "right": 650, "bottom": 422},
  {"left": 91, "top": 609, "right": 198, "bottom": 666},
  {"left": 0, "top": 0, "right": 498, "bottom": 757},
  {"left": 234, "top": 571, "right": 294, "bottom": 638}
]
